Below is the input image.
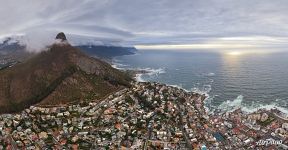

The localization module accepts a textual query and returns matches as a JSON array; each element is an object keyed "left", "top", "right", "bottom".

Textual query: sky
[{"left": 1, "top": 0, "right": 288, "bottom": 52}]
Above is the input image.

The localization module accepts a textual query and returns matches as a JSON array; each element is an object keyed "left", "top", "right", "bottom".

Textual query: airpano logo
[{"left": 256, "top": 139, "right": 282, "bottom": 146}]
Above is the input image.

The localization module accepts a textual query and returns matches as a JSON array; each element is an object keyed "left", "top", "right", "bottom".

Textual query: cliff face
[{"left": 0, "top": 33, "right": 132, "bottom": 113}]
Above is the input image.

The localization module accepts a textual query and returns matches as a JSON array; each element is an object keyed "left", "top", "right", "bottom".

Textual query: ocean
[{"left": 113, "top": 50, "right": 288, "bottom": 113}]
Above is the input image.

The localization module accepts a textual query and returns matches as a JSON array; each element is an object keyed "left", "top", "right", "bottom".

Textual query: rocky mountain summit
[
  {"left": 0, "top": 32, "right": 132, "bottom": 113},
  {"left": 55, "top": 32, "right": 67, "bottom": 41}
]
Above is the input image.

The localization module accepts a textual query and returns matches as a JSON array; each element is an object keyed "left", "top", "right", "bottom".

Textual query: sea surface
[{"left": 113, "top": 50, "right": 288, "bottom": 113}]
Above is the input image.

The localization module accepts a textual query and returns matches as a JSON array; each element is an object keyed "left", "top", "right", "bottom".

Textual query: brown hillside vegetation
[{"left": 0, "top": 33, "right": 132, "bottom": 113}]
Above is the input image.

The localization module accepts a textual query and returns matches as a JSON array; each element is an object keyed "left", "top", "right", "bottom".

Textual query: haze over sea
[{"left": 113, "top": 49, "right": 288, "bottom": 113}]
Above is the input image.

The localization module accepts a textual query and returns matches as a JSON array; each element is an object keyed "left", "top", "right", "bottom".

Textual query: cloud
[{"left": 1, "top": 0, "right": 288, "bottom": 51}]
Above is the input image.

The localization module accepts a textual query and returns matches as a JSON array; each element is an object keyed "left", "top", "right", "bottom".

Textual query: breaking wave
[
  {"left": 207, "top": 72, "right": 215, "bottom": 77},
  {"left": 134, "top": 67, "right": 166, "bottom": 82},
  {"left": 217, "top": 95, "right": 288, "bottom": 114},
  {"left": 191, "top": 85, "right": 212, "bottom": 113},
  {"left": 112, "top": 59, "right": 288, "bottom": 115},
  {"left": 111, "top": 59, "right": 166, "bottom": 82},
  {"left": 217, "top": 95, "right": 244, "bottom": 112},
  {"left": 168, "top": 84, "right": 189, "bottom": 92},
  {"left": 111, "top": 59, "right": 129, "bottom": 70},
  {"left": 111, "top": 63, "right": 128, "bottom": 69}
]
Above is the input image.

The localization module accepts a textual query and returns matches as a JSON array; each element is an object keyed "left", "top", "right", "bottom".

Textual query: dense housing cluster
[{"left": 0, "top": 82, "right": 287, "bottom": 149}]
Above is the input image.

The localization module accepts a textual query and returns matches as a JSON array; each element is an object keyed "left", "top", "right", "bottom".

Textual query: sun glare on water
[{"left": 227, "top": 51, "right": 244, "bottom": 56}]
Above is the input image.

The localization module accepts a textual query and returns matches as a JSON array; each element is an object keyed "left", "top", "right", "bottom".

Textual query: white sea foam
[
  {"left": 241, "top": 103, "right": 288, "bottom": 114},
  {"left": 168, "top": 84, "right": 190, "bottom": 92},
  {"left": 217, "top": 95, "right": 244, "bottom": 112},
  {"left": 203, "top": 84, "right": 212, "bottom": 93},
  {"left": 217, "top": 95, "right": 288, "bottom": 114},
  {"left": 191, "top": 85, "right": 211, "bottom": 95},
  {"left": 111, "top": 63, "right": 128, "bottom": 70},
  {"left": 207, "top": 72, "right": 215, "bottom": 76},
  {"left": 111, "top": 59, "right": 128, "bottom": 70},
  {"left": 135, "top": 74, "right": 145, "bottom": 82},
  {"left": 111, "top": 60, "right": 288, "bottom": 115},
  {"left": 111, "top": 64, "right": 118, "bottom": 69},
  {"left": 133, "top": 67, "right": 166, "bottom": 82},
  {"left": 112, "top": 58, "right": 166, "bottom": 82}
]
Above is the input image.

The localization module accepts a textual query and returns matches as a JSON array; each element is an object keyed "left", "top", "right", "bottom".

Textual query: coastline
[{"left": 112, "top": 60, "right": 288, "bottom": 116}]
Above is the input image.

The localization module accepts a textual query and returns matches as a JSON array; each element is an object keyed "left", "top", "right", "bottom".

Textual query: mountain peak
[
  {"left": 55, "top": 32, "right": 67, "bottom": 41},
  {"left": 0, "top": 33, "right": 132, "bottom": 113}
]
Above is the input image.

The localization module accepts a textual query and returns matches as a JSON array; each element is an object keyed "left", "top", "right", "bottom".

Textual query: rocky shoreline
[{"left": 0, "top": 82, "right": 287, "bottom": 149}]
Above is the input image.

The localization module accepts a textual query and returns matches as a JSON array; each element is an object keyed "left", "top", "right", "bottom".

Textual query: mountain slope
[{"left": 0, "top": 32, "right": 132, "bottom": 113}]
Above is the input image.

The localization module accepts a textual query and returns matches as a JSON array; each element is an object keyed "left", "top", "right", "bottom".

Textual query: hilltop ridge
[{"left": 0, "top": 32, "right": 132, "bottom": 113}]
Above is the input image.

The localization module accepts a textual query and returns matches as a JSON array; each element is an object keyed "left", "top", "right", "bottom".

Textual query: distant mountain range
[
  {"left": 77, "top": 45, "right": 137, "bottom": 59},
  {"left": 0, "top": 37, "right": 25, "bottom": 55},
  {"left": 0, "top": 36, "right": 137, "bottom": 68},
  {"left": 0, "top": 32, "right": 132, "bottom": 113},
  {"left": 0, "top": 37, "right": 31, "bottom": 67}
]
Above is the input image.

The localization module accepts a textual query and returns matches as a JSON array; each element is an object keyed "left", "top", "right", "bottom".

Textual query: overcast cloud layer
[{"left": 1, "top": 0, "right": 288, "bottom": 51}]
